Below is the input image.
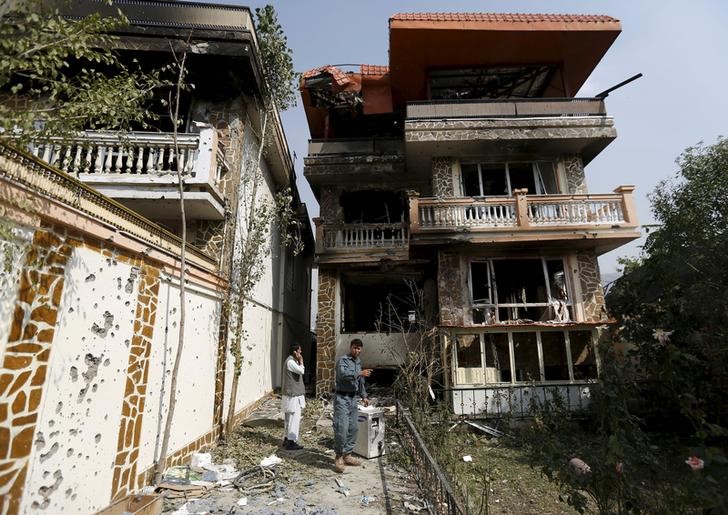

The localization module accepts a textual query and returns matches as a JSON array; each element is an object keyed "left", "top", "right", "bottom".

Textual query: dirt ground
[{"left": 160, "top": 395, "right": 425, "bottom": 514}]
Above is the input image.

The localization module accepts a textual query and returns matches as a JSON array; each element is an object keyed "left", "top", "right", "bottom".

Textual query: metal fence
[
  {"left": 396, "top": 401, "right": 467, "bottom": 515},
  {"left": 440, "top": 383, "right": 593, "bottom": 419}
]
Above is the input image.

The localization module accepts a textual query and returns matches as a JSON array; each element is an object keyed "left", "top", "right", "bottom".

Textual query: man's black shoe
[{"left": 285, "top": 440, "right": 304, "bottom": 451}]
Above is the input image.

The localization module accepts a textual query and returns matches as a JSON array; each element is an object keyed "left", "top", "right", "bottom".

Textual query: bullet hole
[
  {"left": 104, "top": 414, "right": 108, "bottom": 420},
  {"left": 37, "top": 470, "right": 63, "bottom": 508},
  {"left": 34, "top": 432, "right": 45, "bottom": 450},
  {"left": 68, "top": 307, "right": 74, "bottom": 313},
  {"left": 49, "top": 431, "right": 59, "bottom": 439},
  {"left": 124, "top": 339, "right": 130, "bottom": 348},
  {"left": 124, "top": 301, "right": 130, "bottom": 307},
  {"left": 39, "top": 442, "right": 58, "bottom": 462},
  {"left": 110, "top": 332, "right": 115, "bottom": 338},
  {"left": 66, "top": 448, "right": 73, "bottom": 457},
  {"left": 85, "top": 407, "right": 90, "bottom": 416},
  {"left": 77, "top": 453, "right": 81, "bottom": 458},
  {"left": 101, "top": 296, "right": 105, "bottom": 300},
  {"left": 81, "top": 337, "right": 85, "bottom": 342},
  {"left": 48, "top": 420, "right": 55, "bottom": 428},
  {"left": 103, "top": 358, "right": 110, "bottom": 367},
  {"left": 55, "top": 402, "right": 62, "bottom": 414},
  {"left": 78, "top": 353, "right": 102, "bottom": 403},
  {"left": 84, "top": 274, "right": 95, "bottom": 282},
  {"left": 92, "top": 302, "right": 97, "bottom": 308},
  {"left": 117, "top": 295, "right": 121, "bottom": 300},
  {"left": 91, "top": 384, "right": 98, "bottom": 393},
  {"left": 43, "top": 471, "right": 50, "bottom": 478},
  {"left": 117, "top": 277, "right": 122, "bottom": 290},
  {"left": 69, "top": 367, "right": 78, "bottom": 382},
  {"left": 100, "top": 379, "right": 105, "bottom": 384},
  {"left": 94, "top": 434, "right": 102, "bottom": 444},
  {"left": 65, "top": 488, "right": 72, "bottom": 497},
  {"left": 90, "top": 312, "right": 113, "bottom": 337},
  {"left": 71, "top": 494, "right": 77, "bottom": 500},
  {"left": 69, "top": 428, "right": 78, "bottom": 436}
]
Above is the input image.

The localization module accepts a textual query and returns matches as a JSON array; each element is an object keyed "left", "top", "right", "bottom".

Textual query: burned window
[
  {"left": 513, "top": 332, "right": 540, "bottom": 382},
  {"left": 483, "top": 333, "right": 511, "bottom": 383},
  {"left": 569, "top": 331, "right": 597, "bottom": 380},
  {"left": 342, "top": 278, "right": 420, "bottom": 333},
  {"left": 429, "top": 65, "right": 556, "bottom": 100},
  {"left": 470, "top": 257, "right": 572, "bottom": 323},
  {"left": 455, "top": 335, "right": 483, "bottom": 384},
  {"left": 340, "top": 190, "right": 405, "bottom": 224},
  {"left": 460, "top": 162, "right": 558, "bottom": 197},
  {"left": 452, "top": 329, "right": 597, "bottom": 386},
  {"left": 541, "top": 332, "right": 569, "bottom": 381}
]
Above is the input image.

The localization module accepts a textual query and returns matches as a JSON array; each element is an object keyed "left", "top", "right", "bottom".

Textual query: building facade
[
  {"left": 0, "top": 1, "right": 312, "bottom": 513},
  {"left": 302, "top": 13, "right": 639, "bottom": 412}
]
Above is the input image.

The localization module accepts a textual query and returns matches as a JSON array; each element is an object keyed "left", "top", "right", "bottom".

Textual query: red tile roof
[
  {"left": 360, "top": 64, "right": 389, "bottom": 76},
  {"left": 390, "top": 12, "right": 619, "bottom": 23},
  {"left": 301, "top": 65, "right": 351, "bottom": 86}
]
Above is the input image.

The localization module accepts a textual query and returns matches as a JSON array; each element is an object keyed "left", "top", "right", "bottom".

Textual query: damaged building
[
  {"left": 0, "top": 1, "right": 312, "bottom": 513},
  {"left": 303, "top": 13, "right": 640, "bottom": 415}
]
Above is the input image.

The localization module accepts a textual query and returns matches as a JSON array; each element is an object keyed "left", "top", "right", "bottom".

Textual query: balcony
[
  {"left": 28, "top": 127, "right": 228, "bottom": 221},
  {"left": 404, "top": 97, "right": 616, "bottom": 171},
  {"left": 304, "top": 138, "right": 405, "bottom": 196},
  {"left": 314, "top": 219, "right": 409, "bottom": 264},
  {"left": 409, "top": 186, "right": 639, "bottom": 254}
]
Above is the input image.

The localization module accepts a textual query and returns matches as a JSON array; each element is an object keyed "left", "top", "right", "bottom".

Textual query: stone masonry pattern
[
  {"left": 438, "top": 252, "right": 466, "bottom": 326},
  {"left": 315, "top": 270, "right": 337, "bottom": 396},
  {"left": 405, "top": 118, "right": 616, "bottom": 143},
  {"left": 110, "top": 265, "right": 160, "bottom": 501},
  {"left": 431, "top": 157, "right": 455, "bottom": 197},
  {"left": 563, "top": 154, "right": 587, "bottom": 194},
  {"left": 0, "top": 227, "right": 69, "bottom": 515},
  {"left": 577, "top": 251, "right": 607, "bottom": 322}
]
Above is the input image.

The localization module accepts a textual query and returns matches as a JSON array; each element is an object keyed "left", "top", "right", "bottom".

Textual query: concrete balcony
[
  {"left": 28, "top": 127, "right": 228, "bottom": 221},
  {"left": 304, "top": 138, "right": 405, "bottom": 195},
  {"left": 409, "top": 186, "right": 639, "bottom": 254},
  {"left": 313, "top": 218, "right": 409, "bottom": 264},
  {"left": 405, "top": 97, "right": 616, "bottom": 170}
]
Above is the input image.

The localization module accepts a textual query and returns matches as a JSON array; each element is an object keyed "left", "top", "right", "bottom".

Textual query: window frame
[
  {"left": 453, "top": 329, "right": 598, "bottom": 386},
  {"left": 469, "top": 257, "right": 574, "bottom": 324},
  {"left": 460, "top": 161, "right": 559, "bottom": 197}
]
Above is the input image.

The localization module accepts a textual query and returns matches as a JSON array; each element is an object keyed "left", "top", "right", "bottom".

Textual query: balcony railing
[
  {"left": 28, "top": 127, "right": 229, "bottom": 188},
  {"left": 407, "top": 97, "right": 606, "bottom": 120},
  {"left": 321, "top": 222, "right": 408, "bottom": 250},
  {"left": 411, "top": 187, "right": 637, "bottom": 234}
]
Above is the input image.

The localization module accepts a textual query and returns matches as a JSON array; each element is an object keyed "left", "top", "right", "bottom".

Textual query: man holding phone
[
  {"left": 281, "top": 343, "right": 305, "bottom": 451},
  {"left": 332, "top": 338, "right": 372, "bottom": 472}
]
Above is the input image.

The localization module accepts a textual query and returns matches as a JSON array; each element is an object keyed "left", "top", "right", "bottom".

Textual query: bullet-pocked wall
[{"left": 0, "top": 218, "right": 228, "bottom": 514}]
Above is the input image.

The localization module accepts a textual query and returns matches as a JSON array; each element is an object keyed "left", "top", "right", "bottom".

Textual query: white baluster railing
[
  {"left": 323, "top": 223, "right": 408, "bottom": 250},
  {"left": 528, "top": 198, "right": 625, "bottom": 225},
  {"left": 27, "top": 128, "right": 228, "bottom": 189},
  {"left": 419, "top": 200, "right": 517, "bottom": 229}
]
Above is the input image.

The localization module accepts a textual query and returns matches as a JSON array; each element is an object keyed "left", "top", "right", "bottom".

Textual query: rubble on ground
[{"left": 155, "top": 394, "right": 419, "bottom": 514}]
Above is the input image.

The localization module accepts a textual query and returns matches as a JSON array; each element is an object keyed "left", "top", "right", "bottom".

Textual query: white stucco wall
[
  {"left": 21, "top": 246, "right": 139, "bottom": 513},
  {"left": 137, "top": 275, "right": 221, "bottom": 470}
]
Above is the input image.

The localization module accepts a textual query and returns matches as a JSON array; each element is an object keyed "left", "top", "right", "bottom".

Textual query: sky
[{"left": 234, "top": 0, "right": 727, "bottom": 275}]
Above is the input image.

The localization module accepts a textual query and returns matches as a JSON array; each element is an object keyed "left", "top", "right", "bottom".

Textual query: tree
[
  {"left": 607, "top": 137, "right": 728, "bottom": 438},
  {"left": 0, "top": 0, "right": 167, "bottom": 145},
  {"left": 224, "top": 4, "right": 301, "bottom": 434}
]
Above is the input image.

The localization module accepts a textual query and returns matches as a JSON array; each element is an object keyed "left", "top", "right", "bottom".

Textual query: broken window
[
  {"left": 541, "top": 332, "right": 569, "bottom": 381},
  {"left": 569, "top": 331, "right": 598, "bottom": 380},
  {"left": 341, "top": 277, "right": 420, "bottom": 333},
  {"left": 340, "top": 190, "right": 405, "bottom": 224},
  {"left": 470, "top": 257, "right": 573, "bottom": 323},
  {"left": 461, "top": 162, "right": 558, "bottom": 197},
  {"left": 513, "top": 332, "right": 540, "bottom": 382},
  {"left": 429, "top": 65, "right": 556, "bottom": 100},
  {"left": 455, "top": 335, "right": 483, "bottom": 384},
  {"left": 483, "top": 333, "right": 511, "bottom": 383},
  {"left": 452, "top": 329, "right": 597, "bottom": 385}
]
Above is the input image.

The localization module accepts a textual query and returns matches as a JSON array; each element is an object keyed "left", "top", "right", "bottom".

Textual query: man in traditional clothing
[{"left": 281, "top": 343, "right": 305, "bottom": 451}]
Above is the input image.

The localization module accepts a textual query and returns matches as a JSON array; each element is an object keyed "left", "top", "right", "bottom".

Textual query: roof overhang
[{"left": 389, "top": 13, "right": 621, "bottom": 105}]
